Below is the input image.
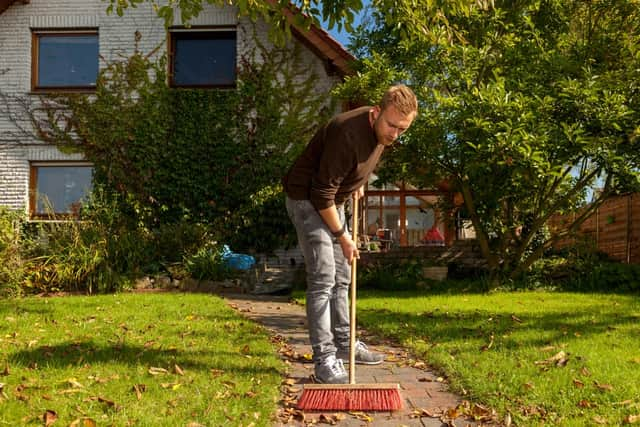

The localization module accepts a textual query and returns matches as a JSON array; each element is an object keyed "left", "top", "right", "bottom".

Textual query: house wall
[{"left": 0, "top": 0, "right": 342, "bottom": 213}]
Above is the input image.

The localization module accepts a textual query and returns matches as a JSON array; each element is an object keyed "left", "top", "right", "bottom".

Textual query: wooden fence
[{"left": 547, "top": 193, "right": 640, "bottom": 264}]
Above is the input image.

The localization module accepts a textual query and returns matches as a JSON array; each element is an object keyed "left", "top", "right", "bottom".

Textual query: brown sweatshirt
[{"left": 283, "top": 106, "right": 384, "bottom": 210}]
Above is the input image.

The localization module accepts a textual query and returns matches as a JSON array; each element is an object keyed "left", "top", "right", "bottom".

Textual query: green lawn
[
  {"left": 353, "top": 290, "right": 640, "bottom": 426},
  {"left": 0, "top": 292, "right": 285, "bottom": 426}
]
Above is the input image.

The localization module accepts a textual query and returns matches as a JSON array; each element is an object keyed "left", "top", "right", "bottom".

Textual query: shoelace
[
  {"left": 330, "top": 358, "right": 346, "bottom": 375},
  {"left": 355, "top": 341, "right": 369, "bottom": 352}
]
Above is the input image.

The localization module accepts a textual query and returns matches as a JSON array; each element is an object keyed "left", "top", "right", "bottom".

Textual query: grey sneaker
[
  {"left": 337, "top": 341, "right": 385, "bottom": 365},
  {"left": 314, "top": 355, "right": 348, "bottom": 384}
]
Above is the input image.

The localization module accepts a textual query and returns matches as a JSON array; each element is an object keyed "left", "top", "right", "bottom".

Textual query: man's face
[{"left": 371, "top": 105, "right": 416, "bottom": 146}]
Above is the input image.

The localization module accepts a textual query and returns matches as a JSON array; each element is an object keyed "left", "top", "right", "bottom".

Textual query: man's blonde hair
[{"left": 379, "top": 84, "right": 418, "bottom": 116}]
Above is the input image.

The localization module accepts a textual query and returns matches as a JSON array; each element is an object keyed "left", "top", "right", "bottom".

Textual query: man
[{"left": 283, "top": 84, "right": 418, "bottom": 384}]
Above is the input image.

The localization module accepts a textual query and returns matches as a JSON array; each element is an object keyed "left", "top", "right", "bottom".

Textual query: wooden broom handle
[{"left": 349, "top": 195, "right": 358, "bottom": 384}]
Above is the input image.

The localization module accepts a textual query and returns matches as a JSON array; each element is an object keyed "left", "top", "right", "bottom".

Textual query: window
[
  {"left": 364, "top": 174, "right": 452, "bottom": 247},
  {"left": 30, "top": 163, "right": 93, "bottom": 218},
  {"left": 169, "top": 29, "right": 236, "bottom": 87},
  {"left": 32, "top": 30, "right": 99, "bottom": 91}
]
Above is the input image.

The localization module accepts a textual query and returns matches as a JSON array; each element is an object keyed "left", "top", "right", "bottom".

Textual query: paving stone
[{"left": 223, "top": 294, "right": 494, "bottom": 427}]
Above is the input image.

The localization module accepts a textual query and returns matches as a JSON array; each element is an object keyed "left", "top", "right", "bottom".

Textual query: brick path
[{"left": 223, "top": 293, "right": 495, "bottom": 427}]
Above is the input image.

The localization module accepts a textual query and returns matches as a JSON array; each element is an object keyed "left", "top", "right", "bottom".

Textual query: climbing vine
[{"left": 36, "top": 29, "right": 337, "bottom": 253}]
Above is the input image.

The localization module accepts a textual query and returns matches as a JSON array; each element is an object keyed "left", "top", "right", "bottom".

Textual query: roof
[
  {"left": 0, "top": 0, "right": 28, "bottom": 15},
  {"left": 0, "top": 0, "right": 355, "bottom": 76},
  {"left": 268, "top": 0, "right": 355, "bottom": 76}
]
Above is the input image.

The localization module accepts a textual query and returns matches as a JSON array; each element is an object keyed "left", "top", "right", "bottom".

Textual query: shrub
[
  {"left": 183, "top": 241, "right": 230, "bottom": 281},
  {"left": 527, "top": 248, "right": 640, "bottom": 293},
  {"left": 359, "top": 259, "right": 424, "bottom": 291},
  {"left": 0, "top": 207, "right": 26, "bottom": 297}
]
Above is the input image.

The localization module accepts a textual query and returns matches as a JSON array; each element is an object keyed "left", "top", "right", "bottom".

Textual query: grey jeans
[{"left": 285, "top": 197, "right": 351, "bottom": 363}]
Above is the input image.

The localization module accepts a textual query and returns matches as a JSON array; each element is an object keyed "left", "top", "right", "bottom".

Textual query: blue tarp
[{"left": 221, "top": 245, "right": 256, "bottom": 270}]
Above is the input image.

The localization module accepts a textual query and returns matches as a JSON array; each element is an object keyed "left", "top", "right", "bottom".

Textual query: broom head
[{"left": 297, "top": 383, "right": 403, "bottom": 411}]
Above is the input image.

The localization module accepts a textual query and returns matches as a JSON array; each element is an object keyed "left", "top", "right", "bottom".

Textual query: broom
[{"left": 297, "top": 195, "right": 403, "bottom": 411}]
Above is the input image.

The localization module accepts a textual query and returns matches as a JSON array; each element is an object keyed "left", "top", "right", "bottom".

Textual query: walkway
[{"left": 223, "top": 293, "right": 498, "bottom": 427}]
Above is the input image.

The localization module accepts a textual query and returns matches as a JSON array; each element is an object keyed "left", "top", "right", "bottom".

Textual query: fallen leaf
[
  {"left": 593, "top": 415, "right": 608, "bottom": 425},
  {"left": 43, "top": 410, "right": 57, "bottom": 426},
  {"left": 625, "top": 414, "right": 640, "bottom": 424},
  {"left": 511, "top": 314, "right": 523, "bottom": 323},
  {"left": 410, "top": 408, "right": 438, "bottom": 418},
  {"left": 132, "top": 384, "right": 146, "bottom": 400},
  {"left": 173, "top": 364, "right": 184, "bottom": 376},
  {"left": 210, "top": 369, "right": 224, "bottom": 378},
  {"left": 66, "top": 378, "right": 85, "bottom": 389},
  {"left": 413, "top": 361, "right": 426, "bottom": 369},
  {"left": 69, "top": 418, "right": 97, "bottom": 427},
  {"left": 594, "top": 381, "right": 613, "bottom": 391},
  {"left": 573, "top": 378, "right": 585, "bottom": 388},
  {"left": 148, "top": 367, "right": 168, "bottom": 376},
  {"left": 1, "top": 362, "right": 9, "bottom": 376},
  {"left": 160, "top": 382, "right": 181, "bottom": 390},
  {"left": 535, "top": 351, "right": 569, "bottom": 367},
  {"left": 581, "top": 366, "right": 592, "bottom": 377},
  {"left": 349, "top": 412, "right": 373, "bottom": 422},
  {"left": 578, "top": 399, "right": 595, "bottom": 408},
  {"left": 505, "top": 412, "right": 512, "bottom": 426},
  {"left": 318, "top": 413, "right": 337, "bottom": 425}
]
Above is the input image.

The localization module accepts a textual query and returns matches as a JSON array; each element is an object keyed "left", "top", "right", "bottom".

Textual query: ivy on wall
[{"left": 36, "top": 29, "right": 337, "bottom": 253}]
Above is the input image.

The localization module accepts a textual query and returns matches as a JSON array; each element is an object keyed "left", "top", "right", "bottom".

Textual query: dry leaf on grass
[
  {"left": 160, "top": 382, "right": 181, "bottom": 390},
  {"left": 594, "top": 381, "right": 613, "bottom": 391},
  {"left": 132, "top": 384, "right": 146, "bottom": 400},
  {"left": 148, "top": 367, "right": 169, "bottom": 375},
  {"left": 43, "top": 410, "right": 57, "bottom": 426},
  {"left": 69, "top": 418, "right": 97, "bottom": 427},
  {"left": 578, "top": 399, "right": 596, "bottom": 408},
  {"left": 173, "top": 364, "right": 184, "bottom": 376},
  {"left": 535, "top": 351, "right": 569, "bottom": 367},
  {"left": 625, "top": 414, "right": 640, "bottom": 424}
]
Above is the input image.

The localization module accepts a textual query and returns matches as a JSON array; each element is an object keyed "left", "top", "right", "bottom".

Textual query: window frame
[
  {"left": 29, "top": 161, "right": 94, "bottom": 220},
  {"left": 364, "top": 180, "right": 452, "bottom": 247},
  {"left": 31, "top": 29, "right": 99, "bottom": 93},
  {"left": 168, "top": 26, "right": 237, "bottom": 89}
]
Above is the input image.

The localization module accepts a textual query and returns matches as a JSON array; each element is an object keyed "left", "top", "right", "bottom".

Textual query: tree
[
  {"left": 105, "top": 0, "right": 366, "bottom": 44},
  {"left": 337, "top": 0, "right": 640, "bottom": 281}
]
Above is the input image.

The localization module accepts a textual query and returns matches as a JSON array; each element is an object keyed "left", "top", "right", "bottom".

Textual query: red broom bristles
[{"left": 297, "top": 385, "right": 403, "bottom": 411}]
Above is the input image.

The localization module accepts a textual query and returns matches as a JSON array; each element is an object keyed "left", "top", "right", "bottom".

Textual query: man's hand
[
  {"left": 353, "top": 186, "right": 365, "bottom": 200},
  {"left": 338, "top": 234, "right": 359, "bottom": 264}
]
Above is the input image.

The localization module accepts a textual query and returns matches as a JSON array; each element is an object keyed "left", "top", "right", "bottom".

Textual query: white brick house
[{"left": 0, "top": 0, "right": 353, "bottom": 218}]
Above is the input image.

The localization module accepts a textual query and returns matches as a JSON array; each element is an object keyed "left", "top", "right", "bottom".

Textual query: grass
[
  {"left": 351, "top": 289, "right": 640, "bottom": 426},
  {"left": 0, "top": 292, "right": 285, "bottom": 426}
]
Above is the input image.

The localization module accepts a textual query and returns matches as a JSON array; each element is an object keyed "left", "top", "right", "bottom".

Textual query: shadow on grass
[
  {"left": 355, "top": 294, "right": 639, "bottom": 349},
  {"left": 9, "top": 340, "right": 281, "bottom": 376}
]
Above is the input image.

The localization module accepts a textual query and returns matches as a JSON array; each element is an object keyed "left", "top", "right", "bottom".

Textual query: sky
[{"left": 322, "top": 2, "right": 370, "bottom": 52}]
